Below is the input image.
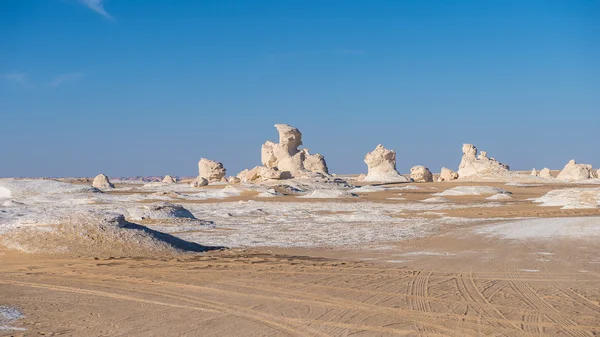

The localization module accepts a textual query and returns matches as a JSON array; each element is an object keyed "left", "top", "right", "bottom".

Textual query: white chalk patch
[
  {"left": 519, "top": 269, "right": 540, "bottom": 272},
  {"left": 475, "top": 217, "right": 600, "bottom": 240},
  {"left": 297, "top": 190, "right": 357, "bottom": 199},
  {"left": 485, "top": 194, "right": 513, "bottom": 200},
  {"left": 434, "top": 186, "right": 510, "bottom": 196},
  {"left": 401, "top": 251, "right": 455, "bottom": 256},
  {"left": 533, "top": 188, "right": 600, "bottom": 209},
  {"left": 0, "top": 306, "right": 25, "bottom": 331},
  {"left": 421, "top": 197, "right": 450, "bottom": 203}
]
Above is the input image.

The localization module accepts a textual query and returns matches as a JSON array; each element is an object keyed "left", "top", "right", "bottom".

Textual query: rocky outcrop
[
  {"left": 190, "top": 177, "right": 208, "bottom": 187},
  {"left": 238, "top": 124, "right": 330, "bottom": 182},
  {"left": 302, "top": 150, "right": 329, "bottom": 174},
  {"left": 237, "top": 166, "right": 282, "bottom": 183},
  {"left": 227, "top": 176, "right": 241, "bottom": 184},
  {"left": 531, "top": 169, "right": 537, "bottom": 176},
  {"left": 162, "top": 175, "right": 176, "bottom": 183},
  {"left": 260, "top": 124, "right": 329, "bottom": 177},
  {"left": 410, "top": 165, "right": 433, "bottom": 183},
  {"left": 437, "top": 167, "right": 459, "bottom": 182},
  {"left": 557, "top": 160, "right": 596, "bottom": 181},
  {"left": 198, "top": 158, "right": 226, "bottom": 183},
  {"left": 363, "top": 145, "right": 409, "bottom": 182},
  {"left": 92, "top": 174, "right": 114, "bottom": 189},
  {"left": 539, "top": 168, "right": 552, "bottom": 178},
  {"left": 457, "top": 144, "right": 509, "bottom": 178}
]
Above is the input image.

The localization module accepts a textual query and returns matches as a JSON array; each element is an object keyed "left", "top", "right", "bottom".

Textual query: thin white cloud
[
  {"left": 3, "top": 72, "right": 32, "bottom": 88},
  {"left": 79, "top": 0, "right": 113, "bottom": 19},
  {"left": 50, "top": 72, "right": 83, "bottom": 88}
]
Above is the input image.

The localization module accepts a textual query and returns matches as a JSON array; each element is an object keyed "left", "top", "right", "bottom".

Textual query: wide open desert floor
[{"left": 1, "top": 179, "right": 600, "bottom": 336}]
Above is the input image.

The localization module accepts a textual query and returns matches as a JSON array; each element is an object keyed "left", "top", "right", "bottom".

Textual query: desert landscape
[{"left": 1, "top": 124, "right": 599, "bottom": 336}]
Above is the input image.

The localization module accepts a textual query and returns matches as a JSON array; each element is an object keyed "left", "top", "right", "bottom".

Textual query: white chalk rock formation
[
  {"left": 363, "top": 144, "right": 409, "bottom": 182},
  {"left": 92, "top": 174, "right": 114, "bottom": 189},
  {"left": 236, "top": 166, "right": 282, "bottom": 183},
  {"left": 539, "top": 168, "right": 552, "bottom": 178},
  {"left": 227, "top": 176, "right": 241, "bottom": 184},
  {"left": 190, "top": 177, "right": 208, "bottom": 187},
  {"left": 557, "top": 160, "right": 596, "bottom": 181},
  {"left": 437, "top": 167, "right": 459, "bottom": 182},
  {"left": 260, "top": 124, "right": 329, "bottom": 177},
  {"left": 410, "top": 165, "right": 433, "bottom": 183},
  {"left": 198, "top": 158, "right": 226, "bottom": 183},
  {"left": 302, "top": 150, "right": 329, "bottom": 174},
  {"left": 531, "top": 169, "right": 537, "bottom": 176},
  {"left": 457, "top": 144, "right": 509, "bottom": 178},
  {"left": 162, "top": 175, "right": 177, "bottom": 183}
]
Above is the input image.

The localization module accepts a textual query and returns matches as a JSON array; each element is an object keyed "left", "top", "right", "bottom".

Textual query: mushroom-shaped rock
[
  {"left": 438, "top": 167, "right": 459, "bottom": 182},
  {"left": 92, "top": 174, "right": 114, "bottom": 189},
  {"left": 457, "top": 144, "right": 509, "bottom": 178},
  {"left": 190, "top": 177, "right": 208, "bottom": 187},
  {"left": 557, "top": 160, "right": 596, "bottom": 181},
  {"left": 259, "top": 124, "right": 329, "bottom": 177},
  {"left": 162, "top": 175, "right": 177, "bottom": 183},
  {"left": 198, "top": 158, "right": 226, "bottom": 183},
  {"left": 539, "top": 168, "right": 553, "bottom": 178},
  {"left": 363, "top": 144, "right": 409, "bottom": 183},
  {"left": 261, "top": 124, "right": 305, "bottom": 174},
  {"left": 410, "top": 165, "right": 433, "bottom": 183}
]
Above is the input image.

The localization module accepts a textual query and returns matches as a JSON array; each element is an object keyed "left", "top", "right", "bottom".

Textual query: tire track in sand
[
  {"left": 0, "top": 279, "right": 318, "bottom": 337},
  {"left": 506, "top": 266, "right": 592, "bottom": 337}
]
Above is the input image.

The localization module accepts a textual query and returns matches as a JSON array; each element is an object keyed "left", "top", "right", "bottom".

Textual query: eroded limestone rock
[
  {"left": 438, "top": 167, "right": 459, "bottom": 182},
  {"left": 190, "top": 177, "right": 208, "bottom": 187},
  {"left": 557, "top": 160, "right": 596, "bottom": 181},
  {"left": 260, "top": 124, "right": 329, "bottom": 176},
  {"left": 162, "top": 175, "right": 177, "bottom": 184},
  {"left": 457, "top": 144, "right": 509, "bottom": 178},
  {"left": 302, "top": 150, "right": 329, "bottom": 175},
  {"left": 539, "top": 168, "right": 552, "bottom": 178},
  {"left": 198, "top": 158, "right": 226, "bottom": 183},
  {"left": 363, "top": 144, "right": 409, "bottom": 183},
  {"left": 410, "top": 165, "right": 433, "bottom": 183},
  {"left": 92, "top": 174, "right": 114, "bottom": 189}
]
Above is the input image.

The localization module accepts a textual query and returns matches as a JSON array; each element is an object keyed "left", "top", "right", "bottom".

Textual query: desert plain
[{"left": 1, "top": 125, "right": 600, "bottom": 336}]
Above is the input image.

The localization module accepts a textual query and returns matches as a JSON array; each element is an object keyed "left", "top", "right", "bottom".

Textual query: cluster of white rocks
[
  {"left": 237, "top": 124, "right": 329, "bottom": 183},
  {"left": 87, "top": 127, "right": 598, "bottom": 187},
  {"left": 457, "top": 144, "right": 509, "bottom": 178}
]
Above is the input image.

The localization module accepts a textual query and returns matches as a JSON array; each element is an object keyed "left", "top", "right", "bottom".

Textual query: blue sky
[{"left": 1, "top": 0, "right": 598, "bottom": 177}]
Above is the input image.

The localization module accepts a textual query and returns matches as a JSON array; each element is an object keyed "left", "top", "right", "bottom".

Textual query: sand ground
[{"left": 1, "top": 181, "right": 600, "bottom": 336}]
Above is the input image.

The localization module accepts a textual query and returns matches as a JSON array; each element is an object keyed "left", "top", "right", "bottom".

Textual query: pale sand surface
[{"left": 1, "top": 180, "right": 600, "bottom": 336}]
